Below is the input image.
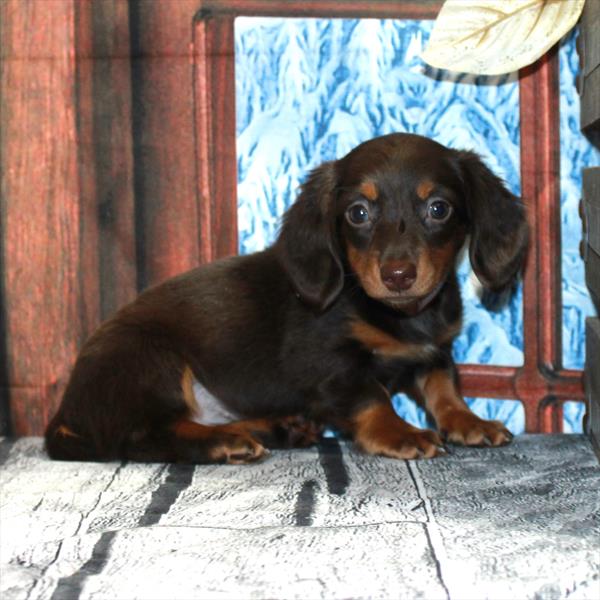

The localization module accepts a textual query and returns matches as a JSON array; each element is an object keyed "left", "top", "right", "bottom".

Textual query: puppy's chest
[{"left": 348, "top": 315, "right": 460, "bottom": 363}]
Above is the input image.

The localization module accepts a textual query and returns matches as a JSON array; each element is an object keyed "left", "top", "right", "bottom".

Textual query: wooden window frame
[{"left": 194, "top": 0, "right": 584, "bottom": 432}]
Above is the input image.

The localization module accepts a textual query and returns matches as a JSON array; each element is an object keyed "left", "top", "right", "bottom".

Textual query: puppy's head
[{"left": 277, "top": 133, "right": 528, "bottom": 312}]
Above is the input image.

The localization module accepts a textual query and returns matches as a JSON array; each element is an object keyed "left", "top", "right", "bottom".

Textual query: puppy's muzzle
[{"left": 380, "top": 260, "right": 417, "bottom": 292}]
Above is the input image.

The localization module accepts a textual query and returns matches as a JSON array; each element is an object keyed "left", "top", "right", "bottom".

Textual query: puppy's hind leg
[
  {"left": 239, "top": 415, "right": 323, "bottom": 449},
  {"left": 46, "top": 339, "right": 270, "bottom": 464},
  {"left": 135, "top": 415, "right": 323, "bottom": 464},
  {"left": 150, "top": 419, "right": 267, "bottom": 465}
]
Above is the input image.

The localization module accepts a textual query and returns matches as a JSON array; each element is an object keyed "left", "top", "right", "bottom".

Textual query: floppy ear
[
  {"left": 276, "top": 161, "right": 343, "bottom": 310},
  {"left": 457, "top": 151, "right": 529, "bottom": 310}
]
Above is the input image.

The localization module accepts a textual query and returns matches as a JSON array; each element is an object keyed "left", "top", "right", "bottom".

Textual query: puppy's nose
[{"left": 380, "top": 261, "right": 417, "bottom": 292}]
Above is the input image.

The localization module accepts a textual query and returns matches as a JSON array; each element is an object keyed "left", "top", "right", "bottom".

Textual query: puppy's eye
[
  {"left": 346, "top": 202, "right": 371, "bottom": 226},
  {"left": 427, "top": 200, "right": 452, "bottom": 221}
]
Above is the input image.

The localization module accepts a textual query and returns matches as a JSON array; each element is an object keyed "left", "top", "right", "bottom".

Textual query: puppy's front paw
[
  {"left": 358, "top": 427, "right": 444, "bottom": 460},
  {"left": 274, "top": 415, "right": 323, "bottom": 448},
  {"left": 249, "top": 415, "right": 323, "bottom": 449},
  {"left": 438, "top": 410, "right": 513, "bottom": 446}
]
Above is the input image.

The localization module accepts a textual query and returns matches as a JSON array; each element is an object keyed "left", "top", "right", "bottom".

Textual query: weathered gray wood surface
[
  {"left": 580, "top": 0, "right": 600, "bottom": 132},
  {"left": 1, "top": 435, "right": 599, "bottom": 599},
  {"left": 587, "top": 318, "right": 600, "bottom": 457}
]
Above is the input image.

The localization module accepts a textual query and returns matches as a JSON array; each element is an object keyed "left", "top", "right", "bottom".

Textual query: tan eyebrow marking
[
  {"left": 359, "top": 180, "right": 378, "bottom": 201},
  {"left": 416, "top": 180, "right": 435, "bottom": 200}
]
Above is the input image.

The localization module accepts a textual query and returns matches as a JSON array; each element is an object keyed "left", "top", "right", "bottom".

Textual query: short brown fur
[{"left": 417, "top": 370, "right": 512, "bottom": 446}]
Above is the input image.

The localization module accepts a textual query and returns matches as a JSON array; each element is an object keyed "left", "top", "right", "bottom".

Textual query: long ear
[
  {"left": 457, "top": 151, "right": 529, "bottom": 310},
  {"left": 276, "top": 161, "right": 343, "bottom": 310}
]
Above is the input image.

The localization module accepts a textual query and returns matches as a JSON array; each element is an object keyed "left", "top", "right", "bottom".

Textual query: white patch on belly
[{"left": 191, "top": 379, "right": 241, "bottom": 425}]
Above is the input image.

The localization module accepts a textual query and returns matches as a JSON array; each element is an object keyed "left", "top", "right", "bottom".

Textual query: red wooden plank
[
  {"left": 1, "top": 0, "right": 137, "bottom": 435},
  {"left": 458, "top": 365, "right": 517, "bottom": 399},
  {"left": 88, "top": 0, "right": 137, "bottom": 317},
  {"left": 519, "top": 47, "right": 562, "bottom": 373},
  {"left": 1, "top": 0, "right": 95, "bottom": 435},
  {"left": 198, "top": 0, "right": 442, "bottom": 19},
  {"left": 130, "top": 0, "right": 202, "bottom": 286},
  {"left": 194, "top": 15, "right": 238, "bottom": 262},
  {"left": 516, "top": 47, "right": 585, "bottom": 431},
  {"left": 75, "top": 1, "right": 102, "bottom": 336}
]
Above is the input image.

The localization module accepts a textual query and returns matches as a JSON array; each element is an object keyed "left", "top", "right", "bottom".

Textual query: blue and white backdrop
[{"left": 234, "top": 19, "right": 599, "bottom": 434}]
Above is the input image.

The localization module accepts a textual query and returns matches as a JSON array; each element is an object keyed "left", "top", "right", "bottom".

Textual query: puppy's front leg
[
  {"left": 417, "top": 369, "right": 513, "bottom": 446},
  {"left": 335, "top": 381, "right": 443, "bottom": 459},
  {"left": 352, "top": 402, "right": 444, "bottom": 459}
]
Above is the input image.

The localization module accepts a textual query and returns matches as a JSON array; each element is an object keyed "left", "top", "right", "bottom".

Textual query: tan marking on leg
[
  {"left": 56, "top": 425, "right": 81, "bottom": 438},
  {"left": 353, "top": 402, "right": 442, "bottom": 459},
  {"left": 171, "top": 419, "right": 211, "bottom": 441},
  {"left": 417, "top": 369, "right": 467, "bottom": 418},
  {"left": 222, "top": 419, "right": 273, "bottom": 435},
  {"left": 170, "top": 419, "right": 267, "bottom": 464},
  {"left": 359, "top": 180, "right": 378, "bottom": 201},
  {"left": 180, "top": 365, "right": 198, "bottom": 417},
  {"left": 350, "top": 319, "right": 437, "bottom": 360},
  {"left": 417, "top": 370, "right": 512, "bottom": 446}
]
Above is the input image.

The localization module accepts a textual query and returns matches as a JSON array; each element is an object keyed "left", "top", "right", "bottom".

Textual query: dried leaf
[{"left": 421, "top": 0, "right": 585, "bottom": 75}]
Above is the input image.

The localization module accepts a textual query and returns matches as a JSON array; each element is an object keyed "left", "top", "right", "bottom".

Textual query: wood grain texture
[
  {"left": 520, "top": 48, "right": 562, "bottom": 376},
  {"left": 580, "top": 0, "right": 600, "bottom": 131},
  {"left": 585, "top": 245, "right": 600, "bottom": 313},
  {"left": 198, "top": 0, "right": 442, "bottom": 19},
  {"left": 88, "top": 0, "right": 136, "bottom": 318},
  {"left": 583, "top": 167, "right": 600, "bottom": 257},
  {"left": 194, "top": 14, "right": 238, "bottom": 262},
  {"left": 1, "top": 0, "right": 90, "bottom": 435},
  {"left": 517, "top": 48, "right": 583, "bottom": 432},
  {"left": 586, "top": 318, "right": 600, "bottom": 455},
  {"left": 130, "top": 0, "right": 202, "bottom": 288},
  {"left": 0, "top": 0, "right": 136, "bottom": 435},
  {"left": 583, "top": 167, "right": 600, "bottom": 313}
]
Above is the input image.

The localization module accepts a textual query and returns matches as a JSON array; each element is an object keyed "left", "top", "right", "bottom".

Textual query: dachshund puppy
[{"left": 45, "top": 133, "right": 528, "bottom": 464}]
